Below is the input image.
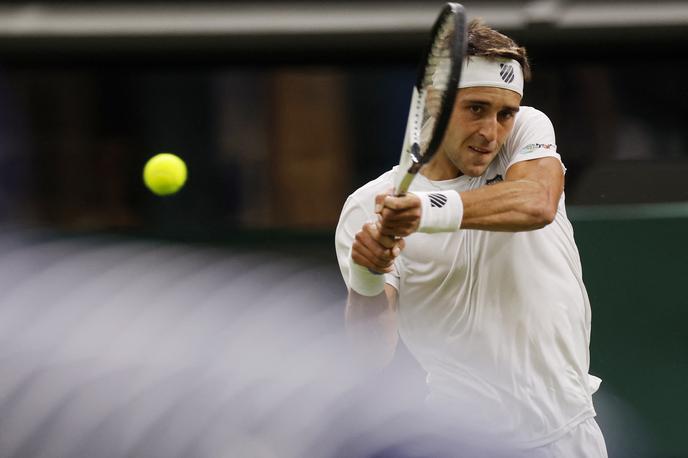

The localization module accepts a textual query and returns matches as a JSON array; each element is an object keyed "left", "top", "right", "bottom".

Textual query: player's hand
[
  {"left": 351, "top": 222, "right": 405, "bottom": 274},
  {"left": 375, "top": 192, "right": 422, "bottom": 238}
]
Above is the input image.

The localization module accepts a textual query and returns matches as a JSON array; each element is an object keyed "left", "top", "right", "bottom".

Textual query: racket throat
[
  {"left": 409, "top": 142, "right": 423, "bottom": 173},
  {"left": 396, "top": 143, "right": 423, "bottom": 196}
]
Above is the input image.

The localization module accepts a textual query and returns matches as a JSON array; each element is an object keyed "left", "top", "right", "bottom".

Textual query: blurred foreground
[
  {"left": 0, "top": 223, "right": 667, "bottom": 457},
  {"left": 0, "top": 226, "right": 508, "bottom": 458}
]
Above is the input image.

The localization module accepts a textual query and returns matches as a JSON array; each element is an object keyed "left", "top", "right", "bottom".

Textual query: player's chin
[
  {"left": 463, "top": 169, "right": 485, "bottom": 177},
  {"left": 461, "top": 162, "right": 491, "bottom": 177},
  {"left": 460, "top": 152, "right": 496, "bottom": 175}
]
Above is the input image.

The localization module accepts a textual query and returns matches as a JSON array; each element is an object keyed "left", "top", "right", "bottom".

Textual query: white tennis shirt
[{"left": 335, "top": 107, "right": 601, "bottom": 447}]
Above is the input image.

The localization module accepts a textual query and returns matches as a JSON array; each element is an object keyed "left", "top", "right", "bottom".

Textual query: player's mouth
[{"left": 469, "top": 146, "right": 492, "bottom": 155}]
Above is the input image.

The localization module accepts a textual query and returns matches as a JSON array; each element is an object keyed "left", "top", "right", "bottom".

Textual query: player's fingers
[
  {"left": 378, "top": 219, "right": 408, "bottom": 237},
  {"left": 353, "top": 233, "right": 389, "bottom": 265},
  {"left": 380, "top": 225, "right": 415, "bottom": 238},
  {"left": 359, "top": 224, "right": 395, "bottom": 264},
  {"left": 380, "top": 207, "right": 421, "bottom": 223},
  {"left": 351, "top": 243, "right": 392, "bottom": 273},
  {"left": 379, "top": 209, "right": 421, "bottom": 237},
  {"left": 377, "top": 222, "right": 397, "bottom": 237},
  {"left": 370, "top": 222, "right": 398, "bottom": 249},
  {"left": 367, "top": 222, "right": 397, "bottom": 249},
  {"left": 352, "top": 240, "right": 394, "bottom": 272},
  {"left": 383, "top": 194, "right": 420, "bottom": 211},
  {"left": 380, "top": 215, "right": 418, "bottom": 236},
  {"left": 374, "top": 188, "right": 395, "bottom": 214},
  {"left": 379, "top": 234, "right": 398, "bottom": 250},
  {"left": 374, "top": 194, "right": 386, "bottom": 214}
]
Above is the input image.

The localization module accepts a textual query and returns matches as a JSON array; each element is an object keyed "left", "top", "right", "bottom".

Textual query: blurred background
[{"left": 0, "top": 1, "right": 686, "bottom": 457}]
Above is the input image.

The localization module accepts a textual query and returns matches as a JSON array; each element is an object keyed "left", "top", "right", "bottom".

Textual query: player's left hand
[{"left": 375, "top": 192, "right": 421, "bottom": 237}]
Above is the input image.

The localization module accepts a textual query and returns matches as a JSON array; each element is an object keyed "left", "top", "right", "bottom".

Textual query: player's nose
[{"left": 477, "top": 117, "right": 499, "bottom": 146}]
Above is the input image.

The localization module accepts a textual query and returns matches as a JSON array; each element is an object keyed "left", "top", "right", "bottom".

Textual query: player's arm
[
  {"left": 335, "top": 195, "right": 403, "bottom": 370},
  {"left": 345, "top": 222, "right": 401, "bottom": 370},
  {"left": 346, "top": 284, "right": 399, "bottom": 370},
  {"left": 377, "top": 156, "right": 563, "bottom": 235},
  {"left": 460, "top": 156, "right": 564, "bottom": 231}
]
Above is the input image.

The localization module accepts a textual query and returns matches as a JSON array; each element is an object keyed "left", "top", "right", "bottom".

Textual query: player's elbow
[
  {"left": 525, "top": 190, "right": 556, "bottom": 229},
  {"left": 536, "top": 200, "right": 557, "bottom": 227}
]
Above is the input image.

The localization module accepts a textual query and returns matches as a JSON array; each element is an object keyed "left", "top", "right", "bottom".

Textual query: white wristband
[
  {"left": 415, "top": 190, "right": 463, "bottom": 233},
  {"left": 348, "top": 256, "right": 386, "bottom": 296}
]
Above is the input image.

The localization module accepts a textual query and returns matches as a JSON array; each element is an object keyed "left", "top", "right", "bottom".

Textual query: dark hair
[{"left": 466, "top": 19, "right": 532, "bottom": 81}]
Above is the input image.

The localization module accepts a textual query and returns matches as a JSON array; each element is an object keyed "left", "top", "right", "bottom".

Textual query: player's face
[{"left": 435, "top": 87, "right": 521, "bottom": 178}]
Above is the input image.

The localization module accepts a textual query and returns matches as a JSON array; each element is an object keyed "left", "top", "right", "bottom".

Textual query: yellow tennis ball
[{"left": 143, "top": 153, "right": 187, "bottom": 196}]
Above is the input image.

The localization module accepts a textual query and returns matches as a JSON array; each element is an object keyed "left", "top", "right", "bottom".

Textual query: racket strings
[
  {"left": 418, "top": 16, "right": 457, "bottom": 153},
  {"left": 394, "top": 4, "right": 465, "bottom": 195}
]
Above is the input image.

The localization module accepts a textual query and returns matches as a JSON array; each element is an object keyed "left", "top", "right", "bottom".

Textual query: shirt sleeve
[
  {"left": 505, "top": 108, "right": 566, "bottom": 173},
  {"left": 334, "top": 194, "right": 400, "bottom": 292}
]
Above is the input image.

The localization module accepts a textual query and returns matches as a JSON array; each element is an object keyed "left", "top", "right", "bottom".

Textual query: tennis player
[{"left": 335, "top": 19, "right": 607, "bottom": 457}]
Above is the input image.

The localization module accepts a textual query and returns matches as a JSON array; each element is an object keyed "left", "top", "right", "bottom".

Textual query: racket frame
[{"left": 394, "top": 3, "right": 467, "bottom": 196}]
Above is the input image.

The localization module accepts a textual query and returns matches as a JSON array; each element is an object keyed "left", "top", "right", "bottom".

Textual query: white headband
[{"left": 459, "top": 56, "right": 524, "bottom": 96}]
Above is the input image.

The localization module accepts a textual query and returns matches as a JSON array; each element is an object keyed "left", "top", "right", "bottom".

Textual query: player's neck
[{"left": 421, "top": 155, "right": 463, "bottom": 181}]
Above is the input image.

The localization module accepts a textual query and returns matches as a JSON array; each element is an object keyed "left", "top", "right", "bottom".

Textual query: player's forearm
[
  {"left": 460, "top": 179, "right": 556, "bottom": 231},
  {"left": 345, "top": 289, "right": 399, "bottom": 369}
]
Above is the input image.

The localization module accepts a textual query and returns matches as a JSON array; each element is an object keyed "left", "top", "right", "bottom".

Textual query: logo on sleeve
[
  {"left": 428, "top": 193, "right": 448, "bottom": 208},
  {"left": 523, "top": 143, "right": 556, "bottom": 153},
  {"left": 499, "top": 63, "right": 515, "bottom": 83},
  {"left": 486, "top": 174, "right": 503, "bottom": 185}
]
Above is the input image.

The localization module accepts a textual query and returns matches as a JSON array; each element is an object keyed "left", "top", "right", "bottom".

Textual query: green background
[{"left": 571, "top": 204, "right": 688, "bottom": 457}]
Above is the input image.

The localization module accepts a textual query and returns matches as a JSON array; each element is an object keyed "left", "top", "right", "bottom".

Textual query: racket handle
[{"left": 395, "top": 173, "right": 414, "bottom": 196}]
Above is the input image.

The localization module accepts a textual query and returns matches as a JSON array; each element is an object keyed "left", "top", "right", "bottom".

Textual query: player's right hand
[{"left": 351, "top": 222, "right": 405, "bottom": 274}]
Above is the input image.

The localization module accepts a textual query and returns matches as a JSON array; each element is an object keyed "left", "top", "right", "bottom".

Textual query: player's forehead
[{"left": 456, "top": 86, "right": 521, "bottom": 109}]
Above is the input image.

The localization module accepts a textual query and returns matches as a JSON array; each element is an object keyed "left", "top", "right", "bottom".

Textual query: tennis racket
[{"left": 393, "top": 3, "right": 467, "bottom": 196}]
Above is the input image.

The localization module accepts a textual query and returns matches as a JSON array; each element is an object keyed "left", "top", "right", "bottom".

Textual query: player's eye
[
  {"left": 468, "top": 105, "right": 483, "bottom": 115},
  {"left": 498, "top": 110, "right": 515, "bottom": 121}
]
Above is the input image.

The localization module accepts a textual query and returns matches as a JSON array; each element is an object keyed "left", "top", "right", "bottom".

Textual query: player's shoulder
[
  {"left": 346, "top": 168, "right": 396, "bottom": 206},
  {"left": 496, "top": 106, "right": 558, "bottom": 167},
  {"left": 513, "top": 106, "right": 554, "bottom": 131}
]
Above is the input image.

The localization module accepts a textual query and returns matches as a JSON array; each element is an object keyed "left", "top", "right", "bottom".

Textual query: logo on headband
[{"left": 499, "top": 63, "right": 515, "bottom": 83}]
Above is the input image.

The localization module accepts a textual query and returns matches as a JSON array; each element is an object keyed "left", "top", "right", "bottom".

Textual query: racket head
[{"left": 394, "top": 3, "right": 467, "bottom": 195}]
